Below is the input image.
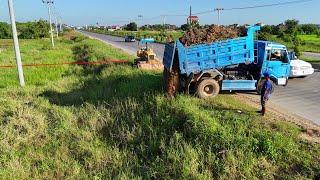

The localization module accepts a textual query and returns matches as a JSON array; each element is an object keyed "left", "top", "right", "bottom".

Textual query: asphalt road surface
[
  {"left": 80, "top": 31, "right": 320, "bottom": 125},
  {"left": 79, "top": 30, "right": 165, "bottom": 59},
  {"left": 303, "top": 52, "right": 320, "bottom": 59}
]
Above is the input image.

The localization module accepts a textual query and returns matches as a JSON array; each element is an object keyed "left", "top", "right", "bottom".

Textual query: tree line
[
  {"left": 258, "top": 19, "right": 319, "bottom": 56},
  {"left": 0, "top": 19, "right": 50, "bottom": 39}
]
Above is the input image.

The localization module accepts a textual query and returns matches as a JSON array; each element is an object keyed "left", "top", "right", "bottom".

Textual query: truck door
[{"left": 262, "top": 48, "right": 290, "bottom": 85}]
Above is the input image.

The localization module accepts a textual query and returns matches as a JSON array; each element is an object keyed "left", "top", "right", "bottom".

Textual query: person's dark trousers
[{"left": 261, "top": 97, "right": 266, "bottom": 116}]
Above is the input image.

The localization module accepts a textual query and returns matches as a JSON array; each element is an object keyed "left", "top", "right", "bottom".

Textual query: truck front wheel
[{"left": 196, "top": 79, "right": 220, "bottom": 99}]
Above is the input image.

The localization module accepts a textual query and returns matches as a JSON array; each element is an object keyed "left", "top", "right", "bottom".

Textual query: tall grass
[
  {"left": 0, "top": 32, "right": 134, "bottom": 88},
  {"left": 0, "top": 32, "right": 319, "bottom": 179}
]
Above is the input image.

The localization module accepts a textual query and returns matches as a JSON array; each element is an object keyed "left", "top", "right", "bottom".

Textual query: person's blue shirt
[{"left": 261, "top": 80, "right": 273, "bottom": 101}]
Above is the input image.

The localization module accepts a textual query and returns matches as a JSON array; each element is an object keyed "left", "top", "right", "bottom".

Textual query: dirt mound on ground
[{"left": 179, "top": 25, "right": 239, "bottom": 46}]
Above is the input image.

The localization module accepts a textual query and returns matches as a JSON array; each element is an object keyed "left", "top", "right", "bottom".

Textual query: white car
[{"left": 290, "top": 59, "right": 314, "bottom": 77}]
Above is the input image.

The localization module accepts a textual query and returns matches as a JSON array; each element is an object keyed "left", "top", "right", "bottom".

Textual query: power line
[
  {"left": 90, "top": 0, "right": 313, "bottom": 27},
  {"left": 224, "top": 0, "right": 313, "bottom": 10},
  {"left": 194, "top": 0, "right": 313, "bottom": 15}
]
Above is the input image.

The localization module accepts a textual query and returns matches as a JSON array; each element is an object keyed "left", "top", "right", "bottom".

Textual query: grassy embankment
[{"left": 0, "top": 32, "right": 319, "bottom": 179}]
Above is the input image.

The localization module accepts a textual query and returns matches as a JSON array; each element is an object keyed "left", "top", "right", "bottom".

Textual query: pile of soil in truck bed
[
  {"left": 165, "top": 25, "right": 243, "bottom": 97},
  {"left": 179, "top": 25, "right": 239, "bottom": 46}
]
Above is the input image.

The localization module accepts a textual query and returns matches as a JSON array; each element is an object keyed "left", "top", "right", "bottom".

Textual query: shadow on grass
[{"left": 41, "top": 65, "right": 163, "bottom": 106}]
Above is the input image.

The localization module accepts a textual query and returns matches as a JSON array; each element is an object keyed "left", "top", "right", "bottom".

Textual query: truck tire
[
  {"left": 283, "top": 78, "right": 288, "bottom": 87},
  {"left": 257, "top": 79, "right": 275, "bottom": 95},
  {"left": 196, "top": 79, "right": 220, "bottom": 99}
]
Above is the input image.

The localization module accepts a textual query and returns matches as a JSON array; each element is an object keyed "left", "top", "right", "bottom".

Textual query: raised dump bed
[{"left": 164, "top": 26, "right": 260, "bottom": 76}]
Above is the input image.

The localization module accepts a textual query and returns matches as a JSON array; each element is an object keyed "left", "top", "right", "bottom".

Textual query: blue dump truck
[{"left": 163, "top": 26, "right": 291, "bottom": 99}]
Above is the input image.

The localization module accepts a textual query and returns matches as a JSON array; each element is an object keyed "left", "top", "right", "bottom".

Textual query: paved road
[
  {"left": 81, "top": 31, "right": 320, "bottom": 125},
  {"left": 79, "top": 30, "right": 165, "bottom": 59},
  {"left": 303, "top": 52, "right": 320, "bottom": 59},
  {"left": 272, "top": 73, "right": 320, "bottom": 125}
]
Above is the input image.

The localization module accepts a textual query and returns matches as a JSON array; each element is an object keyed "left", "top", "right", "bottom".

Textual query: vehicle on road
[
  {"left": 290, "top": 57, "right": 314, "bottom": 77},
  {"left": 125, "top": 35, "right": 136, "bottom": 42},
  {"left": 163, "top": 26, "right": 292, "bottom": 99}
]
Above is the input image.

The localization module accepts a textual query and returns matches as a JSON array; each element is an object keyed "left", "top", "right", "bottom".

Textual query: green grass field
[
  {"left": 0, "top": 32, "right": 319, "bottom": 179},
  {"left": 299, "top": 35, "right": 320, "bottom": 53},
  {"left": 268, "top": 35, "right": 320, "bottom": 54},
  {"left": 0, "top": 32, "right": 133, "bottom": 88}
]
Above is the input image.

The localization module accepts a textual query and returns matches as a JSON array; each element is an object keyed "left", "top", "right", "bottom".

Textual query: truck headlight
[{"left": 292, "top": 66, "right": 299, "bottom": 70}]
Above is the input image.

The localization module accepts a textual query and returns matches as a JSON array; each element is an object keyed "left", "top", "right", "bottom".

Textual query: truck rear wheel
[{"left": 196, "top": 79, "right": 220, "bottom": 99}]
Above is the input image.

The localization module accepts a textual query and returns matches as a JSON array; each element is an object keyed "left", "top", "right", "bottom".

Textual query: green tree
[
  {"left": 284, "top": 19, "right": 299, "bottom": 35},
  {"left": 299, "top": 24, "right": 319, "bottom": 35},
  {"left": 17, "top": 20, "right": 50, "bottom": 39},
  {"left": 180, "top": 24, "right": 190, "bottom": 31},
  {"left": 124, "top": 22, "right": 138, "bottom": 31},
  {"left": 0, "top": 22, "right": 12, "bottom": 39},
  {"left": 34, "top": 19, "right": 50, "bottom": 38},
  {"left": 258, "top": 32, "right": 272, "bottom": 41},
  {"left": 261, "top": 25, "right": 273, "bottom": 34},
  {"left": 292, "top": 34, "right": 302, "bottom": 57}
]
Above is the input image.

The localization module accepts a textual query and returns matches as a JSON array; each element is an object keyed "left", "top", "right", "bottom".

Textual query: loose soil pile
[
  {"left": 164, "top": 60, "right": 180, "bottom": 97},
  {"left": 179, "top": 25, "right": 239, "bottom": 46}
]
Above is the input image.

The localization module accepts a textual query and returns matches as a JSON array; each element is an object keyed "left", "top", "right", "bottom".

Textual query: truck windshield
[{"left": 267, "top": 49, "right": 289, "bottom": 63}]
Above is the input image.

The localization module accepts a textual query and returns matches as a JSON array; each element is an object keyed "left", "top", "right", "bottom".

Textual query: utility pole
[
  {"left": 42, "top": 0, "right": 55, "bottom": 47},
  {"left": 161, "top": 15, "right": 166, "bottom": 30},
  {"left": 54, "top": 14, "right": 59, "bottom": 37},
  {"left": 53, "top": 6, "right": 59, "bottom": 37},
  {"left": 59, "top": 18, "right": 63, "bottom": 33},
  {"left": 138, "top": 15, "right": 143, "bottom": 31},
  {"left": 188, "top": 6, "right": 192, "bottom": 25},
  {"left": 214, "top": 8, "right": 224, "bottom": 26},
  {"left": 8, "top": 0, "right": 25, "bottom": 86}
]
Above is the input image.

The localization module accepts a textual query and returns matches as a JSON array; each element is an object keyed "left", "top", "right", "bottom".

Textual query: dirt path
[{"left": 235, "top": 93, "right": 320, "bottom": 143}]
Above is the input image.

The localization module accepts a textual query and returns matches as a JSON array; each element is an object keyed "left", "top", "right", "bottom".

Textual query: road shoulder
[{"left": 235, "top": 93, "right": 320, "bottom": 144}]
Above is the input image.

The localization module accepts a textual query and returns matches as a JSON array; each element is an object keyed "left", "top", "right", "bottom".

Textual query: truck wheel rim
[{"left": 204, "top": 85, "right": 214, "bottom": 95}]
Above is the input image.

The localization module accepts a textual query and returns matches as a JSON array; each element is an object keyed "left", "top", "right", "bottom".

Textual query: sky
[{"left": 0, "top": 0, "right": 319, "bottom": 26}]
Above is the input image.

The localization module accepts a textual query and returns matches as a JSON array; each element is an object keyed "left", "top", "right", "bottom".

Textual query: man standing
[{"left": 260, "top": 72, "right": 273, "bottom": 116}]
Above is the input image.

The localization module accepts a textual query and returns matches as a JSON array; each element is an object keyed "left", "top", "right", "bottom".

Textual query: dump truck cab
[{"left": 255, "top": 41, "right": 291, "bottom": 86}]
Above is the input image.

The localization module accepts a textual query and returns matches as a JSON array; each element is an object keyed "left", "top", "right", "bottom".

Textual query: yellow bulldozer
[{"left": 135, "top": 38, "right": 164, "bottom": 71}]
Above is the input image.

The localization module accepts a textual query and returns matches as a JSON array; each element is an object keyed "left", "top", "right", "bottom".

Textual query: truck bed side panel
[{"left": 176, "top": 26, "right": 260, "bottom": 76}]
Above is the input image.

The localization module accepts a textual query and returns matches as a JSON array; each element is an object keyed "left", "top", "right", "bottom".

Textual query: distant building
[
  {"left": 187, "top": 6, "right": 199, "bottom": 25},
  {"left": 256, "top": 23, "right": 266, "bottom": 27},
  {"left": 107, "top": 25, "right": 122, "bottom": 31},
  {"left": 187, "top": 16, "right": 199, "bottom": 24}
]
